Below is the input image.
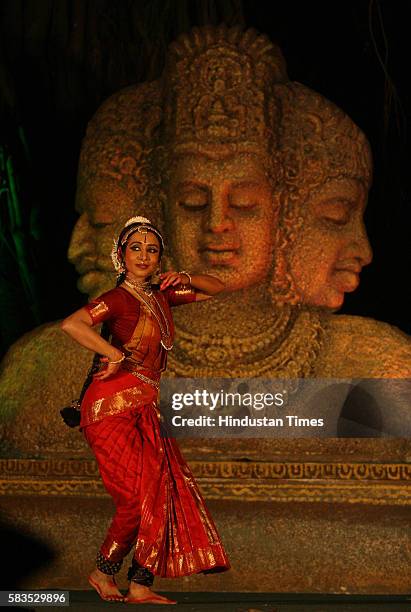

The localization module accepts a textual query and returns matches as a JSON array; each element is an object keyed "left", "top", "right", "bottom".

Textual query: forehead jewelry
[
  {"left": 135, "top": 226, "right": 149, "bottom": 243},
  {"left": 120, "top": 220, "right": 164, "bottom": 249}
]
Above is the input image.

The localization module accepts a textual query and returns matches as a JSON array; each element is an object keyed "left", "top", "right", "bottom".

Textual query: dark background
[{"left": 0, "top": 0, "right": 409, "bottom": 357}]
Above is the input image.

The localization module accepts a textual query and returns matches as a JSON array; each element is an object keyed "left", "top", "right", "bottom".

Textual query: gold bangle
[
  {"left": 108, "top": 352, "right": 125, "bottom": 364},
  {"left": 179, "top": 270, "right": 192, "bottom": 285}
]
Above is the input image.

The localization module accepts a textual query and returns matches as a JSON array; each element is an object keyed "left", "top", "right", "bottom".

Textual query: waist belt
[{"left": 122, "top": 360, "right": 161, "bottom": 390}]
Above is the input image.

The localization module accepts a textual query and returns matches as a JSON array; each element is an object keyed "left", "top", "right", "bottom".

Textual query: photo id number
[{"left": 0, "top": 591, "right": 69, "bottom": 606}]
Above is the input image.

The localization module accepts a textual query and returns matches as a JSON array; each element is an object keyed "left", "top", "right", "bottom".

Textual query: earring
[{"left": 151, "top": 261, "right": 162, "bottom": 285}]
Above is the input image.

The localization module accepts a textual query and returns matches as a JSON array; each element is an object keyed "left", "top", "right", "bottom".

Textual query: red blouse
[
  {"left": 79, "top": 285, "right": 196, "bottom": 427},
  {"left": 85, "top": 286, "right": 195, "bottom": 341}
]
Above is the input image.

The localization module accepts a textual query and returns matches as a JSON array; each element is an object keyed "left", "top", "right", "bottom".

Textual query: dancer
[{"left": 61, "top": 216, "right": 230, "bottom": 604}]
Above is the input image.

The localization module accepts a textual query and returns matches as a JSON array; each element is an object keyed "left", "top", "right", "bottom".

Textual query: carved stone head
[
  {"left": 69, "top": 82, "right": 164, "bottom": 298},
  {"left": 160, "top": 25, "right": 287, "bottom": 294},
  {"left": 270, "top": 82, "right": 373, "bottom": 309},
  {"left": 72, "top": 25, "right": 373, "bottom": 311}
]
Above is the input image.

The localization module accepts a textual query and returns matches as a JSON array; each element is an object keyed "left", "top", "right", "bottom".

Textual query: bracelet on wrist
[
  {"left": 179, "top": 270, "right": 192, "bottom": 285},
  {"left": 108, "top": 352, "right": 125, "bottom": 365}
]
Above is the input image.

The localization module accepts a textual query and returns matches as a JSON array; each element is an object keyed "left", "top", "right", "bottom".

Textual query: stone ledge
[
  {"left": 1, "top": 478, "right": 410, "bottom": 505},
  {"left": 0, "top": 458, "right": 410, "bottom": 479},
  {"left": 0, "top": 459, "right": 410, "bottom": 504}
]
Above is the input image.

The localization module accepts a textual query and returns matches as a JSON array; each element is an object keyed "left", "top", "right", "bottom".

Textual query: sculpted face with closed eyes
[
  {"left": 287, "top": 177, "right": 372, "bottom": 310},
  {"left": 269, "top": 82, "right": 374, "bottom": 311},
  {"left": 165, "top": 147, "right": 372, "bottom": 311},
  {"left": 166, "top": 151, "right": 279, "bottom": 293},
  {"left": 68, "top": 178, "right": 136, "bottom": 298}
]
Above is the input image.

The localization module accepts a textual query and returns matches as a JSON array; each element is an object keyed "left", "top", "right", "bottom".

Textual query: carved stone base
[{"left": 0, "top": 459, "right": 410, "bottom": 592}]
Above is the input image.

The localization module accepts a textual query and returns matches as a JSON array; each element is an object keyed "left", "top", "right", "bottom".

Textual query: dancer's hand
[
  {"left": 159, "top": 271, "right": 188, "bottom": 290},
  {"left": 93, "top": 357, "right": 122, "bottom": 381}
]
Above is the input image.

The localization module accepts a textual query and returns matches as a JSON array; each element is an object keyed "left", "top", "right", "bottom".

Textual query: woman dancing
[{"left": 61, "top": 216, "right": 230, "bottom": 604}]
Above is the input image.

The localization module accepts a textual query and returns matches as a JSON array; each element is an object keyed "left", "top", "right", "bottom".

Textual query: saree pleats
[{"left": 84, "top": 400, "right": 230, "bottom": 577}]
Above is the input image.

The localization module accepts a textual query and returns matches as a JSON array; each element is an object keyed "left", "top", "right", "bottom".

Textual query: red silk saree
[{"left": 80, "top": 286, "right": 230, "bottom": 577}]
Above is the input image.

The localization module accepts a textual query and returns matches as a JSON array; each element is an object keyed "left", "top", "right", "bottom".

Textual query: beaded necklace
[
  {"left": 123, "top": 281, "right": 173, "bottom": 351},
  {"left": 123, "top": 277, "right": 153, "bottom": 296}
]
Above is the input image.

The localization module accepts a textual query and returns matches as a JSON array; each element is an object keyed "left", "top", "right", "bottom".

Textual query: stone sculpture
[{"left": 0, "top": 25, "right": 410, "bottom": 457}]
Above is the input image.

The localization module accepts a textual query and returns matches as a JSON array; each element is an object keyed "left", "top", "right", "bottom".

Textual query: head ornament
[
  {"left": 124, "top": 216, "right": 151, "bottom": 227},
  {"left": 163, "top": 25, "right": 288, "bottom": 155}
]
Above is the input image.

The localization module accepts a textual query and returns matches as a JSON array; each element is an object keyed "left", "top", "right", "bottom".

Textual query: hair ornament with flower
[
  {"left": 111, "top": 238, "right": 125, "bottom": 275},
  {"left": 123, "top": 215, "right": 152, "bottom": 228}
]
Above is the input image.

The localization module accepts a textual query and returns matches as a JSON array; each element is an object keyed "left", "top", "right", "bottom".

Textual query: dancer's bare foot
[
  {"left": 88, "top": 568, "right": 124, "bottom": 602},
  {"left": 125, "top": 582, "right": 177, "bottom": 604}
]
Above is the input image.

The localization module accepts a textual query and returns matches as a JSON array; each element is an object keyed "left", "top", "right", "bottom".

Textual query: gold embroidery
[
  {"left": 173, "top": 286, "right": 195, "bottom": 295},
  {"left": 122, "top": 295, "right": 168, "bottom": 372},
  {"left": 107, "top": 540, "right": 123, "bottom": 558},
  {"left": 122, "top": 286, "right": 173, "bottom": 350},
  {"left": 134, "top": 539, "right": 228, "bottom": 576},
  {"left": 88, "top": 300, "right": 109, "bottom": 321},
  {"left": 130, "top": 371, "right": 160, "bottom": 390},
  {"left": 187, "top": 474, "right": 220, "bottom": 544},
  {"left": 89, "top": 387, "right": 144, "bottom": 422}
]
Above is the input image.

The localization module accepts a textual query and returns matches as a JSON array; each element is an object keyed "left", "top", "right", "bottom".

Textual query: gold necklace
[
  {"left": 124, "top": 276, "right": 153, "bottom": 296},
  {"left": 123, "top": 283, "right": 173, "bottom": 351}
]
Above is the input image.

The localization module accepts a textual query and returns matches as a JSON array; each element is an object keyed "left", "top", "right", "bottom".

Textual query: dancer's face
[{"left": 123, "top": 230, "right": 161, "bottom": 281}]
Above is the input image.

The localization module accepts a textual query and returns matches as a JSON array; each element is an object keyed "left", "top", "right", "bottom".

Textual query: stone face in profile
[
  {"left": 287, "top": 176, "right": 371, "bottom": 309},
  {"left": 69, "top": 81, "right": 164, "bottom": 300},
  {"left": 0, "top": 25, "right": 410, "bottom": 457},
  {"left": 270, "top": 82, "right": 373, "bottom": 310},
  {"left": 0, "top": 82, "right": 165, "bottom": 457}
]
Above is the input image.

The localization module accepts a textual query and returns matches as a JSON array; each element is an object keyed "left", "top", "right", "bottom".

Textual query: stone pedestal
[{"left": 1, "top": 448, "right": 410, "bottom": 593}]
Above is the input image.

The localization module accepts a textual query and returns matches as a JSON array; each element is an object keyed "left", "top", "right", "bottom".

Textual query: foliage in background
[
  {"left": 0, "top": 0, "right": 244, "bottom": 357},
  {"left": 0, "top": 0, "right": 409, "bottom": 357},
  {"left": 0, "top": 129, "right": 41, "bottom": 354}
]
